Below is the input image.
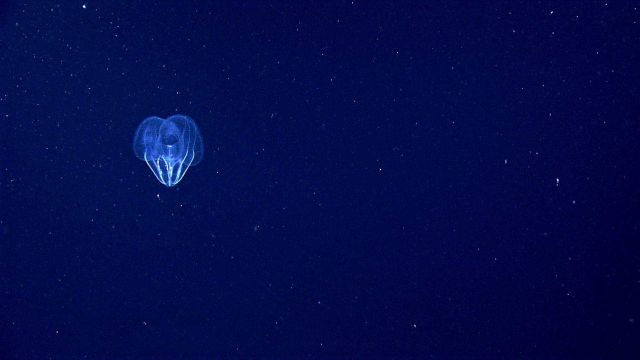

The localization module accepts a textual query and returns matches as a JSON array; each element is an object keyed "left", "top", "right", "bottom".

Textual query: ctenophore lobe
[{"left": 133, "top": 114, "right": 204, "bottom": 187}]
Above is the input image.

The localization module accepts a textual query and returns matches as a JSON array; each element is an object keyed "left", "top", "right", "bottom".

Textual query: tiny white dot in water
[{"left": 82, "top": 4, "right": 87, "bottom": 9}]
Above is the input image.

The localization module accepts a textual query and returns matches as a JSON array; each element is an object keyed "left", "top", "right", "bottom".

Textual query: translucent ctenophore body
[{"left": 133, "top": 114, "right": 204, "bottom": 187}]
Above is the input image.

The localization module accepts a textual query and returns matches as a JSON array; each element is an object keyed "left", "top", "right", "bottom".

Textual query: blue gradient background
[{"left": 1, "top": 1, "right": 639, "bottom": 358}]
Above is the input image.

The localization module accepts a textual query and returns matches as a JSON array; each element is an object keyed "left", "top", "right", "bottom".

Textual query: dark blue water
[{"left": 1, "top": 1, "right": 639, "bottom": 358}]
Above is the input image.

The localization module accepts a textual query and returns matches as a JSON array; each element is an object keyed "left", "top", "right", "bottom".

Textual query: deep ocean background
[{"left": 1, "top": 1, "right": 639, "bottom": 358}]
